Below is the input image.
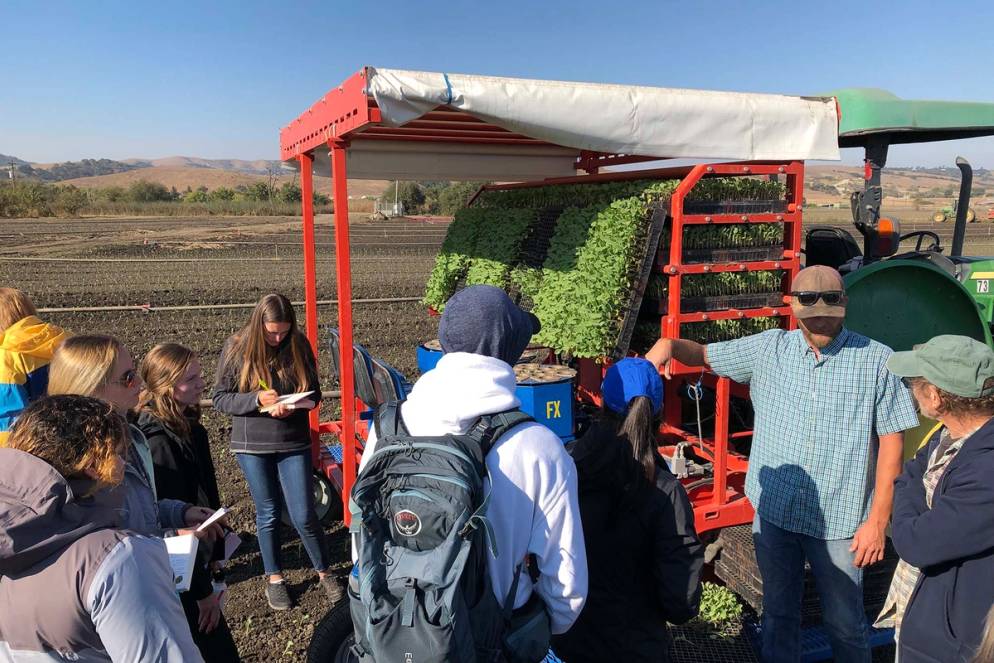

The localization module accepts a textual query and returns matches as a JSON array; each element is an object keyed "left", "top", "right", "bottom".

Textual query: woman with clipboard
[
  {"left": 138, "top": 343, "right": 241, "bottom": 662},
  {"left": 212, "top": 294, "right": 340, "bottom": 612}
]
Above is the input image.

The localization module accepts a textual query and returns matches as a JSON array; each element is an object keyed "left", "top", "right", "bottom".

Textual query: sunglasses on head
[
  {"left": 790, "top": 290, "right": 844, "bottom": 306},
  {"left": 115, "top": 369, "right": 138, "bottom": 388}
]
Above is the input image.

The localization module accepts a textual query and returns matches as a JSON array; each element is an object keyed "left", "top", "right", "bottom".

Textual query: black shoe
[
  {"left": 266, "top": 580, "right": 293, "bottom": 611},
  {"left": 320, "top": 575, "right": 345, "bottom": 604}
]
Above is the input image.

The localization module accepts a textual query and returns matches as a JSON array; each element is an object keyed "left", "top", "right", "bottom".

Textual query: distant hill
[
  {"left": 6, "top": 153, "right": 992, "bottom": 206},
  {"left": 58, "top": 167, "right": 389, "bottom": 199},
  {"left": 119, "top": 156, "right": 282, "bottom": 175},
  {"left": 6, "top": 158, "right": 143, "bottom": 182}
]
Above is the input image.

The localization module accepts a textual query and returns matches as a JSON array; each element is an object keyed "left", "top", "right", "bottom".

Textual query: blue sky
[{"left": 3, "top": 0, "right": 994, "bottom": 167}]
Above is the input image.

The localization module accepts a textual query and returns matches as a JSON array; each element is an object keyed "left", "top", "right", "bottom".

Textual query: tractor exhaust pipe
[{"left": 952, "top": 156, "right": 972, "bottom": 258}]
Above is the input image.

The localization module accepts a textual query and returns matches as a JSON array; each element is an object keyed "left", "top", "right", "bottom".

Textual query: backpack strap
[
  {"left": 372, "top": 400, "right": 409, "bottom": 441},
  {"left": 465, "top": 409, "right": 535, "bottom": 456}
]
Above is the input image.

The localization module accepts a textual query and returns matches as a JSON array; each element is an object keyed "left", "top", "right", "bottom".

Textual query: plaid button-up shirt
[{"left": 708, "top": 328, "right": 919, "bottom": 540}]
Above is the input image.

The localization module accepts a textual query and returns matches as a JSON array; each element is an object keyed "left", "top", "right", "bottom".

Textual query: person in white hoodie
[{"left": 355, "top": 285, "right": 588, "bottom": 635}]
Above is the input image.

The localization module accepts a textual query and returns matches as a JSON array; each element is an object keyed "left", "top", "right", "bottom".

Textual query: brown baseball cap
[{"left": 790, "top": 266, "right": 847, "bottom": 319}]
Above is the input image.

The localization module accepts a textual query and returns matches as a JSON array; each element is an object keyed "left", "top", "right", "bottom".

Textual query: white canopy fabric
[{"left": 305, "top": 67, "right": 841, "bottom": 180}]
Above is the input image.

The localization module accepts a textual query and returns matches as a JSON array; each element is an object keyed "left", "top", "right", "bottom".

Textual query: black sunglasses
[{"left": 790, "top": 290, "right": 845, "bottom": 306}]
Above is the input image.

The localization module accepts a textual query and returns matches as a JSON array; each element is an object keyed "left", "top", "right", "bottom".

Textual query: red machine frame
[{"left": 280, "top": 68, "right": 803, "bottom": 534}]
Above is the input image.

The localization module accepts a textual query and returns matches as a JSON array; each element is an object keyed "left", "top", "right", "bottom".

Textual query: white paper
[
  {"left": 164, "top": 534, "right": 198, "bottom": 592},
  {"left": 259, "top": 391, "right": 315, "bottom": 413},
  {"left": 196, "top": 507, "right": 229, "bottom": 532},
  {"left": 223, "top": 531, "right": 242, "bottom": 561}
]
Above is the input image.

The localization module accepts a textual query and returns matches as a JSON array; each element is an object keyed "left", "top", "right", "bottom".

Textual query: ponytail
[{"left": 618, "top": 395, "right": 657, "bottom": 482}]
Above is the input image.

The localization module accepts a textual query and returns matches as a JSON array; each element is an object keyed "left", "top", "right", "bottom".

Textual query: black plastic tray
[
  {"left": 645, "top": 292, "right": 785, "bottom": 314},
  {"left": 682, "top": 199, "right": 788, "bottom": 215},
  {"left": 610, "top": 203, "right": 668, "bottom": 360},
  {"left": 678, "top": 245, "right": 784, "bottom": 264}
]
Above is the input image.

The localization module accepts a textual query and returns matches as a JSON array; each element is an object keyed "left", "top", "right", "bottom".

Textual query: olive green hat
[{"left": 887, "top": 335, "right": 994, "bottom": 398}]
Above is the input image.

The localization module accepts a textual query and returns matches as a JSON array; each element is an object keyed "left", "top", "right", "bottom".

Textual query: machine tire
[
  {"left": 281, "top": 472, "right": 342, "bottom": 527},
  {"left": 967, "top": 208, "right": 977, "bottom": 223},
  {"left": 932, "top": 211, "right": 947, "bottom": 223},
  {"left": 307, "top": 601, "right": 359, "bottom": 663}
]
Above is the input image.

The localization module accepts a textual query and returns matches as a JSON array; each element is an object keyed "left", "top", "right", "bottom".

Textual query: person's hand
[
  {"left": 645, "top": 338, "right": 675, "bottom": 378},
  {"left": 257, "top": 390, "right": 280, "bottom": 407},
  {"left": 183, "top": 507, "right": 225, "bottom": 542},
  {"left": 196, "top": 593, "right": 222, "bottom": 633},
  {"left": 269, "top": 403, "right": 292, "bottom": 419},
  {"left": 850, "top": 520, "right": 887, "bottom": 568}
]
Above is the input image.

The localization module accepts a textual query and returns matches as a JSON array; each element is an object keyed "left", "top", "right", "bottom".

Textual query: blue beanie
[
  {"left": 602, "top": 358, "right": 663, "bottom": 415},
  {"left": 439, "top": 286, "right": 541, "bottom": 366}
]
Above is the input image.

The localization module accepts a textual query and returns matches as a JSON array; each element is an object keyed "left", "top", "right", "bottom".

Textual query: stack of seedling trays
[{"left": 423, "top": 177, "right": 787, "bottom": 360}]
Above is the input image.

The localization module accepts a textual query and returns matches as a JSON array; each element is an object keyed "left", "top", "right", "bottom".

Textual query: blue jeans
[
  {"left": 752, "top": 517, "right": 870, "bottom": 663},
  {"left": 236, "top": 450, "right": 329, "bottom": 576}
]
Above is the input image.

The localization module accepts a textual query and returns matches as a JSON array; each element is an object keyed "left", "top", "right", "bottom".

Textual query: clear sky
[{"left": 3, "top": 0, "right": 994, "bottom": 167}]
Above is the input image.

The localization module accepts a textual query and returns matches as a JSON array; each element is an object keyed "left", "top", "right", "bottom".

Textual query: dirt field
[
  {"left": 1, "top": 214, "right": 445, "bottom": 662},
  {"left": 3, "top": 210, "right": 993, "bottom": 660}
]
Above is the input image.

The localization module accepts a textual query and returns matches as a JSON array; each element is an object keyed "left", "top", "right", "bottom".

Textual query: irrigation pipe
[{"left": 38, "top": 296, "right": 422, "bottom": 314}]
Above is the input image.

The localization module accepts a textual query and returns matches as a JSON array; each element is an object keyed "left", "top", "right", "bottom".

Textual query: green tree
[
  {"left": 381, "top": 181, "right": 425, "bottom": 213},
  {"left": 438, "top": 181, "right": 484, "bottom": 215},
  {"left": 127, "top": 179, "right": 172, "bottom": 202},
  {"left": 53, "top": 186, "right": 87, "bottom": 216},
  {"left": 209, "top": 186, "right": 235, "bottom": 202},
  {"left": 183, "top": 189, "right": 209, "bottom": 203},
  {"left": 276, "top": 182, "right": 302, "bottom": 203}
]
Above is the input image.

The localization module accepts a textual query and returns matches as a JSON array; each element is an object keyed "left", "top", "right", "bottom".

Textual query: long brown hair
[
  {"left": 232, "top": 294, "right": 311, "bottom": 393},
  {"left": 138, "top": 343, "right": 199, "bottom": 437},
  {"left": 48, "top": 335, "right": 122, "bottom": 397},
  {"left": 976, "top": 603, "right": 994, "bottom": 663},
  {"left": 9, "top": 395, "right": 128, "bottom": 496},
  {"left": 0, "top": 288, "right": 38, "bottom": 332},
  {"left": 607, "top": 395, "right": 658, "bottom": 482}
]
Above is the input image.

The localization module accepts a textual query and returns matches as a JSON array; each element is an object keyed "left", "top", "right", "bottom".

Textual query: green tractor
[
  {"left": 803, "top": 89, "right": 994, "bottom": 455},
  {"left": 932, "top": 199, "right": 976, "bottom": 223}
]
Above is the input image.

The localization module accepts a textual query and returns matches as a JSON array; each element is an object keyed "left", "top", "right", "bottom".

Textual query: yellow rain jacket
[{"left": 0, "top": 316, "right": 67, "bottom": 444}]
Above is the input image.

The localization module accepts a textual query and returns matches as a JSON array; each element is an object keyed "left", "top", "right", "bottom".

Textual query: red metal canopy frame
[
  {"left": 281, "top": 68, "right": 802, "bottom": 533},
  {"left": 280, "top": 69, "right": 668, "bottom": 523}
]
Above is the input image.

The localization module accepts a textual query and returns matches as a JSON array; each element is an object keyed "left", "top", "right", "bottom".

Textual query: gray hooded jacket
[{"left": 0, "top": 448, "right": 202, "bottom": 662}]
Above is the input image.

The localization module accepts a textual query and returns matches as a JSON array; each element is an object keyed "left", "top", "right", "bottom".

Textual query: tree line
[{"left": 0, "top": 179, "right": 332, "bottom": 218}]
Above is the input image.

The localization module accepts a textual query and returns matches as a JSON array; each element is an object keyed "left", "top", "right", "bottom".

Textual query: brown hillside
[{"left": 59, "top": 167, "right": 389, "bottom": 198}]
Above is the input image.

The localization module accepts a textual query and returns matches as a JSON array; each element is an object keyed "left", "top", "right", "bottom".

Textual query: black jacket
[
  {"left": 893, "top": 418, "right": 994, "bottom": 663},
  {"left": 137, "top": 411, "right": 222, "bottom": 511},
  {"left": 553, "top": 423, "right": 704, "bottom": 663},
  {"left": 212, "top": 335, "right": 322, "bottom": 454}
]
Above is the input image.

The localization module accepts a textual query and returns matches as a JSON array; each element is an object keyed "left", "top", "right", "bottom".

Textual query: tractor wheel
[
  {"left": 281, "top": 472, "right": 342, "bottom": 527},
  {"left": 932, "top": 211, "right": 948, "bottom": 223},
  {"left": 307, "top": 601, "right": 359, "bottom": 663},
  {"left": 967, "top": 208, "right": 977, "bottom": 223}
]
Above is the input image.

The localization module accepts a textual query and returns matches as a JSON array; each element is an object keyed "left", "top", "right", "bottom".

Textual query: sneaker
[
  {"left": 266, "top": 580, "right": 293, "bottom": 611},
  {"left": 320, "top": 575, "right": 345, "bottom": 604}
]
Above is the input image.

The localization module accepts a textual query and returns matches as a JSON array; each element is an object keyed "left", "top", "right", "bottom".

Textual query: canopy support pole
[
  {"left": 329, "top": 140, "right": 357, "bottom": 522},
  {"left": 299, "top": 153, "right": 321, "bottom": 469}
]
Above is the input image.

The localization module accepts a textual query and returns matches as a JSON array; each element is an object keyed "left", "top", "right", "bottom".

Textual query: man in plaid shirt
[{"left": 648, "top": 265, "right": 919, "bottom": 663}]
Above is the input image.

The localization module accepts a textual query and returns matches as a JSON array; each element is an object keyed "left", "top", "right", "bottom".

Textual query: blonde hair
[
  {"left": 976, "top": 603, "right": 994, "bottom": 663},
  {"left": 48, "top": 335, "right": 123, "bottom": 397},
  {"left": 231, "top": 294, "right": 311, "bottom": 394},
  {"left": 8, "top": 395, "right": 128, "bottom": 495},
  {"left": 138, "top": 343, "right": 198, "bottom": 437},
  {"left": 0, "top": 288, "right": 38, "bottom": 332}
]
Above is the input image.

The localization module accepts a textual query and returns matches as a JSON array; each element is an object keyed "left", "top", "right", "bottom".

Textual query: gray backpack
[{"left": 348, "top": 402, "right": 536, "bottom": 662}]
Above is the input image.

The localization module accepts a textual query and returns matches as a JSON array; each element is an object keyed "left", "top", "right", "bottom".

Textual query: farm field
[{"left": 3, "top": 210, "right": 992, "bottom": 660}]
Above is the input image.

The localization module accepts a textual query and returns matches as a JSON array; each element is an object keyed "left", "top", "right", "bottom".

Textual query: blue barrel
[
  {"left": 516, "top": 378, "right": 574, "bottom": 442},
  {"left": 416, "top": 343, "right": 443, "bottom": 374}
]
